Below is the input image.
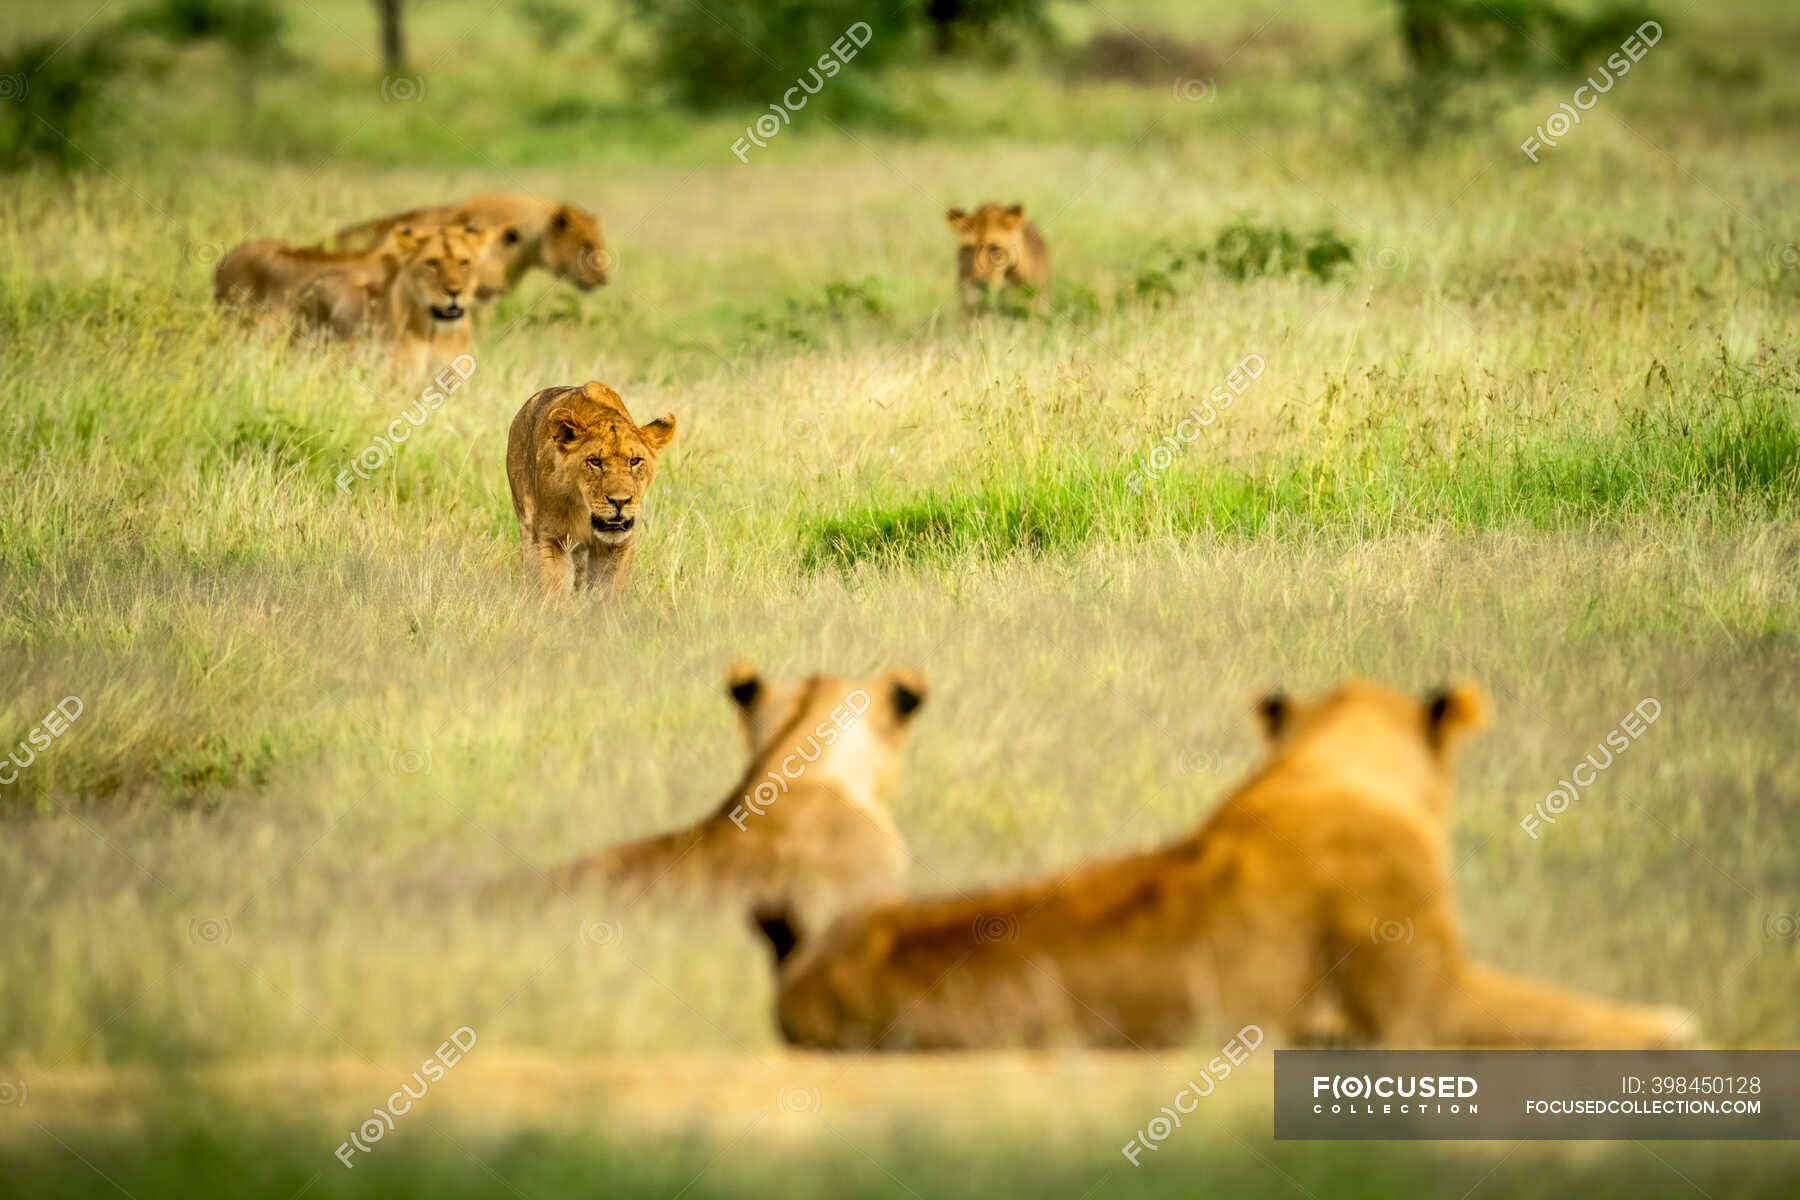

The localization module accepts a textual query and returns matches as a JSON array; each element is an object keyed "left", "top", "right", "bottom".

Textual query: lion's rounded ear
[
  {"left": 392, "top": 225, "right": 425, "bottom": 255},
  {"left": 1000, "top": 203, "right": 1026, "bottom": 228},
  {"left": 545, "top": 407, "right": 588, "bottom": 448},
  {"left": 639, "top": 414, "right": 677, "bottom": 451},
  {"left": 552, "top": 209, "right": 571, "bottom": 232},
  {"left": 945, "top": 207, "right": 967, "bottom": 228},
  {"left": 889, "top": 668, "right": 927, "bottom": 721},
  {"left": 1256, "top": 691, "right": 1290, "bottom": 741},
  {"left": 1425, "top": 681, "right": 1488, "bottom": 747},
  {"left": 727, "top": 660, "right": 762, "bottom": 710}
]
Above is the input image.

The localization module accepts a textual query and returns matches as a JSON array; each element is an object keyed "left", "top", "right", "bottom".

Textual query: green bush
[{"left": 626, "top": 0, "right": 913, "bottom": 110}]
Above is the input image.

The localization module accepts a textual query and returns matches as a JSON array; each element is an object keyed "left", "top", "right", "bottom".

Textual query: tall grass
[{"left": 806, "top": 392, "right": 1800, "bottom": 568}]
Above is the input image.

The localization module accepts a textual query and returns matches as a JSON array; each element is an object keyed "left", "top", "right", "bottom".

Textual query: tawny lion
[
  {"left": 756, "top": 679, "right": 1698, "bottom": 1050},
  {"left": 504, "top": 381, "right": 677, "bottom": 599},
  {"left": 532, "top": 662, "right": 928, "bottom": 934},
  {"left": 945, "top": 202, "right": 1049, "bottom": 313},
  {"left": 329, "top": 193, "right": 609, "bottom": 303},
  {"left": 214, "top": 224, "right": 496, "bottom": 376}
]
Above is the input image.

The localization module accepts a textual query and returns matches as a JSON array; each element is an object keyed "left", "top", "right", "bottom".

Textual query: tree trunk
[{"left": 376, "top": 0, "right": 405, "bottom": 71}]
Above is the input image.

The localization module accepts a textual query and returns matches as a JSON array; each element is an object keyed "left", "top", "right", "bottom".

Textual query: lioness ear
[
  {"left": 545, "top": 407, "right": 588, "bottom": 448},
  {"left": 1000, "top": 203, "right": 1025, "bottom": 228},
  {"left": 752, "top": 906, "right": 803, "bottom": 967},
  {"left": 1425, "top": 681, "right": 1488, "bottom": 748},
  {"left": 1257, "top": 692, "right": 1290, "bottom": 740},
  {"left": 392, "top": 225, "right": 425, "bottom": 256},
  {"left": 552, "top": 209, "right": 571, "bottom": 232},
  {"left": 638, "top": 414, "right": 677, "bottom": 452},
  {"left": 727, "top": 660, "right": 762, "bottom": 710},
  {"left": 890, "top": 668, "right": 927, "bottom": 721},
  {"left": 945, "top": 207, "right": 967, "bottom": 230}
]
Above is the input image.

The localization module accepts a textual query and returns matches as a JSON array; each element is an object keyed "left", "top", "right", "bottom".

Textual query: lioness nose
[{"left": 606, "top": 495, "right": 632, "bottom": 510}]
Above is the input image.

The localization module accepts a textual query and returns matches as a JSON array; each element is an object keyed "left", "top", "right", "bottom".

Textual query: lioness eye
[
  {"left": 585, "top": 456, "right": 603, "bottom": 468},
  {"left": 629, "top": 456, "right": 644, "bottom": 468},
  {"left": 426, "top": 257, "right": 441, "bottom": 266}
]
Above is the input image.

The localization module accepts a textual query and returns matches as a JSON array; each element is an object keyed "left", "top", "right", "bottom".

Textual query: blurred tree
[
  {"left": 1, "top": 0, "right": 288, "bottom": 171},
  {"left": 375, "top": 0, "right": 405, "bottom": 70},
  {"left": 626, "top": 0, "right": 909, "bottom": 111},
  {"left": 923, "top": 0, "right": 1055, "bottom": 56},
  {"left": 1383, "top": 0, "right": 1659, "bottom": 145},
  {"left": 0, "top": 37, "right": 121, "bottom": 171}
]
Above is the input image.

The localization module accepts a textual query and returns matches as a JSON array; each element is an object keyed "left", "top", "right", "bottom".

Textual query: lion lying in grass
[
  {"left": 756, "top": 679, "right": 1698, "bottom": 1050},
  {"left": 526, "top": 662, "right": 927, "bottom": 936}
]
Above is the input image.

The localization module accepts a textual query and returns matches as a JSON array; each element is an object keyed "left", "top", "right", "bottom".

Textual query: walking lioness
[
  {"left": 756, "top": 679, "right": 1698, "bottom": 1050},
  {"left": 945, "top": 202, "right": 1049, "bottom": 313},
  {"left": 537, "top": 662, "right": 928, "bottom": 933},
  {"left": 505, "top": 382, "right": 676, "bottom": 598}
]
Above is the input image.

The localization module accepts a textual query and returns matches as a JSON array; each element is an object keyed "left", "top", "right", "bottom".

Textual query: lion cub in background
[
  {"left": 505, "top": 382, "right": 676, "bottom": 598},
  {"left": 945, "top": 202, "right": 1049, "bottom": 313}
]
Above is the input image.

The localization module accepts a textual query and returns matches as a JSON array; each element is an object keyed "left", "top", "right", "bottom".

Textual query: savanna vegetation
[{"left": 2, "top": 0, "right": 1796, "bottom": 1194}]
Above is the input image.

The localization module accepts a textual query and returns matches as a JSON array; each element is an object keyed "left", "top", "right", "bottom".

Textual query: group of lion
[
  {"left": 212, "top": 193, "right": 611, "bottom": 377},
  {"left": 213, "top": 192, "right": 1044, "bottom": 374},
  {"left": 221, "top": 192, "right": 1692, "bottom": 1048},
  {"left": 530, "top": 662, "right": 1697, "bottom": 1051},
  {"left": 216, "top": 193, "right": 1049, "bottom": 598}
]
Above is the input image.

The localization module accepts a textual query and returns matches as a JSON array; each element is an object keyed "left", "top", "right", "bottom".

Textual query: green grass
[
  {"left": 6, "top": 1109, "right": 1799, "bottom": 1199},
  {"left": 805, "top": 389, "right": 1800, "bottom": 568},
  {"left": 2, "top": 0, "right": 1799, "bottom": 1193}
]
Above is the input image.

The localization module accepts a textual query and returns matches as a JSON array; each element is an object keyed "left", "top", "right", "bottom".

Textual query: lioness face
[
  {"left": 395, "top": 225, "right": 488, "bottom": 323},
  {"left": 544, "top": 402, "right": 676, "bottom": 545},
  {"left": 726, "top": 663, "right": 929, "bottom": 799},
  {"left": 947, "top": 203, "right": 1028, "bottom": 289},
  {"left": 545, "top": 205, "right": 610, "bottom": 289}
]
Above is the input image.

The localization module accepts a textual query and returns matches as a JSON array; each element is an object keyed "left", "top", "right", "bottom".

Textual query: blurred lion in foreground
[
  {"left": 512, "top": 662, "right": 927, "bottom": 937},
  {"left": 756, "top": 679, "right": 1698, "bottom": 1050}
]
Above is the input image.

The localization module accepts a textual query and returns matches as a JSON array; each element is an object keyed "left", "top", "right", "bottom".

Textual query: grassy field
[{"left": 2, "top": 0, "right": 1798, "bottom": 1194}]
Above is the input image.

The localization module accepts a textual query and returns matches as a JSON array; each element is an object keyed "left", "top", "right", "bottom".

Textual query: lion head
[
  {"left": 538, "top": 382, "right": 676, "bottom": 545},
  {"left": 541, "top": 203, "right": 610, "bottom": 289},
  {"left": 725, "top": 662, "right": 928, "bottom": 809},
  {"left": 391, "top": 224, "right": 493, "bottom": 325},
  {"left": 1253, "top": 679, "right": 1488, "bottom": 816},
  {"left": 946, "top": 202, "right": 1029, "bottom": 289}
]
